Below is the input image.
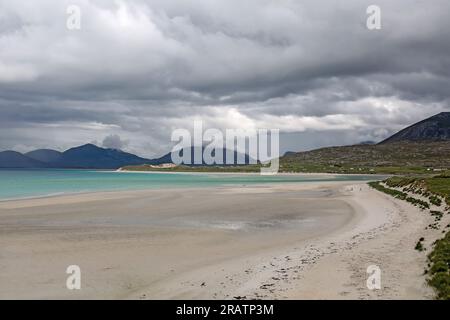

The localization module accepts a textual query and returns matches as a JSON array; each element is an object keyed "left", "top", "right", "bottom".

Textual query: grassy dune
[{"left": 369, "top": 174, "right": 450, "bottom": 300}]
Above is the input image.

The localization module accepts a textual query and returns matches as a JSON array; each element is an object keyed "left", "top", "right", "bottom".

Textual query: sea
[{"left": 0, "top": 169, "right": 379, "bottom": 201}]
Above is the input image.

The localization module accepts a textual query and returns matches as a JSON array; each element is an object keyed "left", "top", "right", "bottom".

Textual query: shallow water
[{"left": 0, "top": 169, "right": 377, "bottom": 200}]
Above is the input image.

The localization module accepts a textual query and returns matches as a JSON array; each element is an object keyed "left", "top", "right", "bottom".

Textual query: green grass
[
  {"left": 368, "top": 181, "right": 408, "bottom": 199},
  {"left": 368, "top": 181, "right": 430, "bottom": 209},
  {"left": 428, "top": 231, "right": 450, "bottom": 300},
  {"left": 281, "top": 141, "right": 450, "bottom": 174},
  {"left": 384, "top": 177, "right": 418, "bottom": 188},
  {"left": 430, "top": 195, "right": 443, "bottom": 206},
  {"left": 406, "top": 197, "right": 430, "bottom": 210},
  {"left": 384, "top": 175, "right": 449, "bottom": 206},
  {"left": 424, "top": 177, "right": 450, "bottom": 206}
]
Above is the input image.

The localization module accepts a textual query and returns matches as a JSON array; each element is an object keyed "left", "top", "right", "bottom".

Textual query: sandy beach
[{"left": 0, "top": 180, "right": 437, "bottom": 299}]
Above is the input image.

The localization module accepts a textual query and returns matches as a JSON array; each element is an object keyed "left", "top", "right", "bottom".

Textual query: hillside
[
  {"left": 152, "top": 146, "right": 255, "bottom": 166},
  {"left": 380, "top": 112, "right": 450, "bottom": 144},
  {"left": 26, "top": 149, "right": 62, "bottom": 163},
  {"left": 280, "top": 141, "right": 450, "bottom": 174},
  {"left": 280, "top": 112, "right": 450, "bottom": 174},
  {"left": 0, "top": 144, "right": 254, "bottom": 169},
  {"left": 0, "top": 151, "right": 48, "bottom": 168},
  {"left": 0, "top": 144, "right": 152, "bottom": 169},
  {"left": 51, "top": 144, "right": 152, "bottom": 169}
]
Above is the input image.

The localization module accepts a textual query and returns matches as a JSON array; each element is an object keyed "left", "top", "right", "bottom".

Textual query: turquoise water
[{"left": 0, "top": 169, "right": 378, "bottom": 201}]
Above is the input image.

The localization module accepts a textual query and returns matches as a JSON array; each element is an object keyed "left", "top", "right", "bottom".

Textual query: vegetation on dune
[
  {"left": 384, "top": 177, "right": 418, "bottom": 188},
  {"left": 429, "top": 195, "right": 442, "bottom": 207},
  {"left": 424, "top": 175, "right": 450, "bottom": 206},
  {"left": 384, "top": 174, "right": 450, "bottom": 206},
  {"left": 368, "top": 181, "right": 408, "bottom": 200},
  {"left": 431, "top": 211, "right": 444, "bottom": 222},
  {"left": 428, "top": 232, "right": 450, "bottom": 300},
  {"left": 405, "top": 197, "right": 430, "bottom": 210},
  {"left": 368, "top": 181, "right": 431, "bottom": 209},
  {"left": 415, "top": 240, "right": 424, "bottom": 252},
  {"left": 369, "top": 174, "right": 450, "bottom": 300}
]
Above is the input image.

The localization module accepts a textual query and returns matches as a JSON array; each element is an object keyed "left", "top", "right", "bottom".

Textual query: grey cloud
[
  {"left": 102, "top": 134, "right": 129, "bottom": 150},
  {"left": 0, "top": 0, "right": 449, "bottom": 156}
]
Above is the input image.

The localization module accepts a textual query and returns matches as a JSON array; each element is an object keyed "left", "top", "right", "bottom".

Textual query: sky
[{"left": 1, "top": 0, "right": 449, "bottom": 158}]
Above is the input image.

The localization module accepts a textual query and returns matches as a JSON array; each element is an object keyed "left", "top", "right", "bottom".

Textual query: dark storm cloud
[{"left": 0, "top": 0, "right": 449, "bottom": 156}]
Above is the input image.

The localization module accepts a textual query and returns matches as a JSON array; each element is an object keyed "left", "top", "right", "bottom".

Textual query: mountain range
[
  {"left": 0, "top": 144, "right": 152, "bottom": 169},
  {"left": 1, "top": 112, "right": 449, "bottom": 169},
  {"left": 0, "top": 144, "right": 253, "bottom": 169}
]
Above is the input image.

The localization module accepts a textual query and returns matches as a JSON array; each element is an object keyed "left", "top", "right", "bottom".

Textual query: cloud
[
  {"left": 0, "top": 0, "right": 449, "bottom": 156},
  {"left": 102, "top": 134, "right": 129, "bottom": 150}
]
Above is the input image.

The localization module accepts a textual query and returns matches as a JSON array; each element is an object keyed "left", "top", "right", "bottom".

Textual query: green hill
[{"left": 279, "top": 141, "right": 450, "bottom": 174}]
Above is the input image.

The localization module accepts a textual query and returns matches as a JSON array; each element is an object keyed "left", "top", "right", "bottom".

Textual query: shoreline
[
  {"left": 0, "top": 180, "right": 355, "bottom": 209},
  {"left": 0, "top": 180, "right": 433, "bottom": 299},
  {"left": 116, "top": 168, "right": 388, "bottom": 178},
  {"left": 0, "top": 171, "right": 385, "bottom": 203}
]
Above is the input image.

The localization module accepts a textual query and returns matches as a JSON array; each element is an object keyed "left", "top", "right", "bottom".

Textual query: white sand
[{"left": 0, "top": 181, "right": 438, "bottom": 299}]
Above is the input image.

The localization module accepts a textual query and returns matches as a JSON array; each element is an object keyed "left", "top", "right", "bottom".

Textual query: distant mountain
[
  {"left": 51, "top": 144, "right": 152, "bottom": 169},
  {"left": 283, "top": 151, "right": 297, "bottom": 157},
  {"left": 154, "top": 146, "right": 256, "bottom": 166},
  {"left": 0, "top": 143, "right": 255, "bottom": 169},
  {"left": 0, "top": 151, "right": 48, "bottom": 168},
  {"left": 358, "top": 141, "right": 376, "bottom": 145},
  {"left": 0, "top": 144, "right": 152, "bottom": 169},
  {"left": 380, "top": 112, "right": 450, "bottom": 144},
  {"left": 26, "top": 149, "right": 62, "bottom": 163}
]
